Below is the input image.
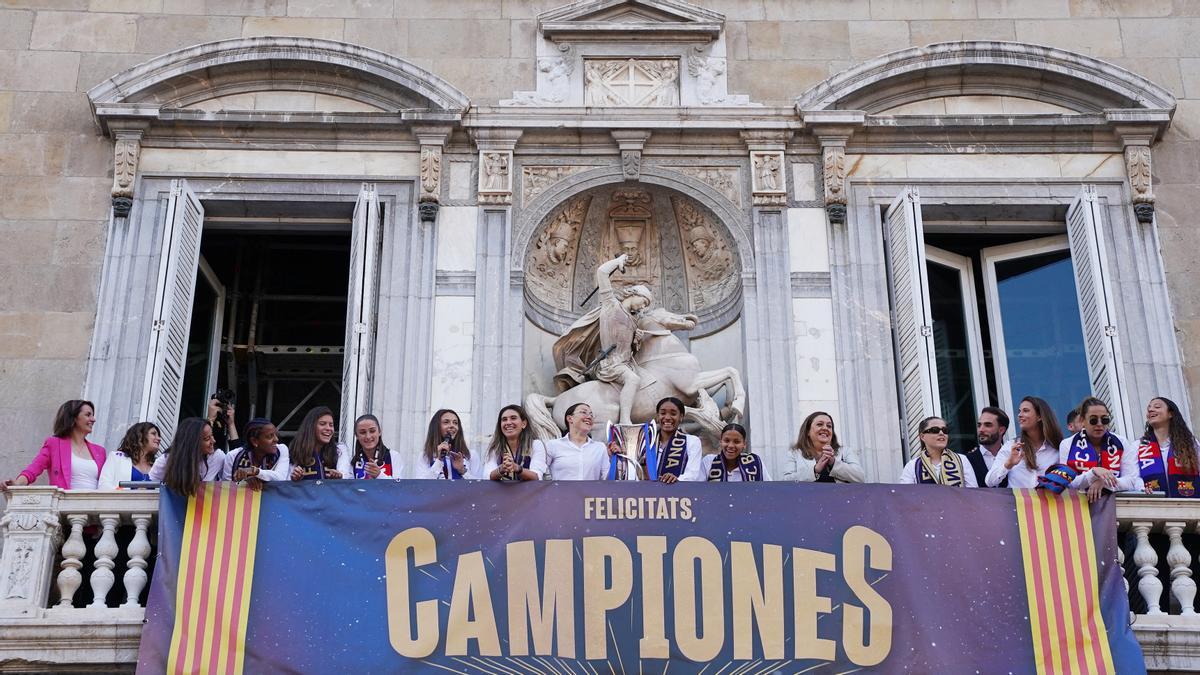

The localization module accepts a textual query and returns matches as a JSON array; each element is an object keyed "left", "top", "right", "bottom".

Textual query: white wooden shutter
[
  {"left": 340, "top": 183, "right": 382, "bottom": 452},
  {"left": 140, "top": 180, "right": 204, "bottom": 444},
  {"left": 1066, "top": 185, "right": 1130, "bottom": 435},
  {"left": 885, "top": 187, "right": 940, "bottom": 456}
]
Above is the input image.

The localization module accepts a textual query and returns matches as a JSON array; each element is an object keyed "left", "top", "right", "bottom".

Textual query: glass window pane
[
  {"left": 927, "top": 261, "right": 977, "bottom": 450},
  {"left": 995, "top": 250, "right": 1090, "bottom": 426}
]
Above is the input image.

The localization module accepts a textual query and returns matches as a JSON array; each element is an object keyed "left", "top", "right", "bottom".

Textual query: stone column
[
  {"left": 470, "top": 129, "right": 524, "bottom": 444},
  {"left": 740, "top": 131, "right": 799, "bottom": 473},
  {"left": 0, "top": 487, "right": 64, "bottom": 619}
]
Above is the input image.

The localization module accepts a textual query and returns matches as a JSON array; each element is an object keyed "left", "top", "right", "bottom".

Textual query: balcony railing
[{"left": 1, "top": 488, "right": 1198, "bottom": 672}]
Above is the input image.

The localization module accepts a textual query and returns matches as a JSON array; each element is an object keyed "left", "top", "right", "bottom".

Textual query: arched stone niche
[{"left": 523, "top": 182, "right": 742, "bottom": 338}]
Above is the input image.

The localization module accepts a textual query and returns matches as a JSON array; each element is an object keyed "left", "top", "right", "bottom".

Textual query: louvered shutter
[
  {"left": 1066, "top": 185, "right": 1130, "bottom": 435},
  {"left": 140, "top": 180, "right": 204, "bottom": 444},
  {"left": 340, "top": 183, "right": 382, "bottom": 453},
  {"left": 885, "top": 187, "right": 940, "bottom": 456}
]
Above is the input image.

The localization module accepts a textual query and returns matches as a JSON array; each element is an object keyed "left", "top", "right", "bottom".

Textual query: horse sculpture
[{"left": 524, "top": 305, "right": 746, "bottom": 442}]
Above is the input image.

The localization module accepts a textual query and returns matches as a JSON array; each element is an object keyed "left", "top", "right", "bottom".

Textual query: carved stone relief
[
  {"left": 522, "top": 165, "right": 593, "bottom": 205},
  {"left": 501, "top": 55, "right": 574, "bottom": 106},
  {"left": 822, "top": 146, "right": 848, "bottom": 223},
  {"left": 525, "top": 184, "right": 741, "bottom": 336},
  {"left": 584, "top": 58, "right": 679, "bottom": 107},
  {"left": 1125, "top": 145, "right": 1154, "bottom": 223},
  {"left": 111, "top": 136, "right": 140, "bottom": 217},
  {"left": 686, "top": 56, "right": 752, "bottom": 106},
  {"left": 3, "top": 540, "right": 35, "bottom": 599},
  {"left": 670, "top": 166, "right": 741, "bottom": 207},
  {"left": 420, "top": 146, "right": 441, "bottom": 202},
  {"left": 478, "top": 150, "right": 513, "bottom": 205}
]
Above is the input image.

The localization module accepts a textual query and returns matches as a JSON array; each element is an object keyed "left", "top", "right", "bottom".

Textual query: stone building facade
[{"left": 1, "top": 0, "right": 1198, "bottom": 483}]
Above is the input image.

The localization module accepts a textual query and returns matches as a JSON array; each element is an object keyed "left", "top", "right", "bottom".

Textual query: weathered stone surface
[
  {"left": 1121, "top": 19, "right": 1200, "bottom": 57},
  {"left": 848, "top": 21, "right": 910, "bottom": 61},
  {"left": 74, "top": 52, "right": 153, "bottom": 93},
  {"left": 0, "top": 51, "right": 81, "bottom": 93},
  {"left": 134, "top": 15, "right": 242, "bottom": 54},
  {"left": 1109, "top": 58, "right": 1186, "bottom": 99},
  {"left": 407, "top": 20, "right": 512, "bottom": 59},
  {"left": 0, "top": 263, "right": 100, "bottom": 313},
  {"left": 7, "top": 92, "right": 94, "bottom": 132},
  {"left": 0, "top": 92, "right": 12, "bottom": 131},
  {"left": 242, "top": 16, "right": 345, "bottom": 40},
  {"left": 1179, "top": 58, "right": 1200, "bottom": 99},
  {"left": 0, "top": 358, "right": 88, "bottom": 408},
  {"left": 746, "top": 21, "right": 851, "bottom": 60},
  {"left": 763, "top": 0, "right": 870, "bottom": 20},
  {"left": 162, "top": 0, "right": 286, "bottom": 14},
  {"left": 0, "top": 222, "right": 54, "bottom": 267},
  {"left": 29, "top": 11, "right": 138, "bottom": 53},
  {"left": 1069, "top": 0, "right": 1172, "bottom": 17},
  {"left": 1015, "top": 19, "right": 1123, "bottom": 57},
  {"left": 0, "top": 312, "right": 93, "bottom": 360},
  {"left": 0, "top": 134, "right": 63, "bottom": 176},
  {"left": 0, "top": 10, "right": 35, "bottom": 51},
  {"left": 869, "top": 0, "right": 975, "bottom": 21},
  {"left": 393, "top": 0, "right": 502, "bottom": 18},
  {"left": 53, "top": 221, "right": 108, "bottom": 266},
  {"left": 511, "top": 19, "right": 535, "bottom": 59},
  {"left": 909, "top": 19, "right": 1016, "bottom": 43},
  {"left": 287, "top": 0, "right": 392, "bottom": 18},
  {"left": 89, "top": 0, "right": 165, "bottom": 12},
  {"left": 344, "top": 19, "right": 409, "bottom": 56},
  {"left": 731, "top": 59, "right": 827, "bottom": 106},
  {"left": 978, "top": 0, "right": 1070, "bottom": 18},
  {"left": 0, "top": 177, "right": 109, "bottom": 220}
]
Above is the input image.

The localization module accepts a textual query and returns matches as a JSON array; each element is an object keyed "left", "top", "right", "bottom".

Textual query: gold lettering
[
  {"left": 584, "top": 498, "right": 595, "bottom": 520},
  {"left": 672, "top": 536, "right": 724, "bottom": 661},
  {"left": 507, "top": 540, "right": 576, "bottom": 658},
  {"left": 636, "top": 536, "right": 669, "bottom": 658},
  {"left": 842, "top": 526, "right": 893, "bottom": 667},
  {"left": 731, "top": 542, "right": 784, "bottom": 659},
  {"left": 446, "top": 551, "right": 501, "bottom": 656},
  {"left": 583, "top": 536, "right": 633, "bottom": 660},
  {"left": 385, "top": 527, "right": 440, "bottom": 658},
  {"left": 792, "top": 547, "right": 836, "bottom": 661},
  {"left": 679, "top": 498, "right": 692, "bottom": 521}
]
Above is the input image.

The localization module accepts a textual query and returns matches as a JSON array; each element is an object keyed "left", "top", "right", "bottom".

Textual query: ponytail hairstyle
[
  {"left": 353, "top": 414, "right": 391, "bottom": 467},
  {"left": 1144, "top": 397, "right": 1198, "bottom": 473},
  {"left": 916, "top": 416, "right": 944, "bottom": 453},
  {"left": 116, "top": 422, "right": 160, "bottom": 465},
  {"left": 162, "top": 418, "right": 212, "bottom": 497},
  {"left": 1019, "top": 396, "right": 1063, "bottom": 471},
  {"left": 423, "top": 409, "right": 470, "bottom": 465},
  {"left": 487, "top": 405, "right": 535, "bottom": 465},
  {"left": 291, "top": 406, "right": 339, "bottom": 471}
]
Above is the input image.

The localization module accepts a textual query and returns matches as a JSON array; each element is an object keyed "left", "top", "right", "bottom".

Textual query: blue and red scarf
[
  {"left": 707, "top": 453, "right": 764, "bottom": 482},
  {"left": 1064, "top": 430, "right": 1125, "bottom": 475},
  {"left": 352, "top": 446, "right": 392, "bottom": 480},
  {"left": 1137, "top": 438, "right": 1197, "bottom": 498}
]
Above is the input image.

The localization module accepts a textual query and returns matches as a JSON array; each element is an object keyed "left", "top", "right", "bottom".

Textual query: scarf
[
  {"left": 232, "top": 447, "right": 280, "bottom": 474},
  {"left": 707, "top": 453, "right": 764, "bottom": 482},
  {"left": 916, "top": 448, "right": 964, "bottom": 486},
  {"left": 1064, "top": 431, "right": 1124, "bottom": 475},
  {"left": 644, "top": 431, "right": 689, "bottom": 480},
  {"left": 1137, "top": 438, "right": 1197, "bottom": 498},
  {"left": 352, "top": 445, "right": 392, "bottom": 479},
  {"left": 295, "top": 451, "right": 325, "bottom": 481}
]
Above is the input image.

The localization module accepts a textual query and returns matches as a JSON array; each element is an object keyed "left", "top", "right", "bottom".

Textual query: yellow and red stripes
[
  {"left": 1014, "top": 490, "right": 1116, "bottom": 675},
  {"left": 166, "top": 482, "right": 262, "bottom": 675}
]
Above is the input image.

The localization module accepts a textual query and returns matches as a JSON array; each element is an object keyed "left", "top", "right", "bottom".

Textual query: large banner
[{"left": 137, "top": 481, "right": 1144, "bottom": 674}]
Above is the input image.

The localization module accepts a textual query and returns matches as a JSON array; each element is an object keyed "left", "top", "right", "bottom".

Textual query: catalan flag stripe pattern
[
  {"left": 1013, "top": 490, "right": 1116, "bottom": 675},
  {"left": 165, "top": 482, "right": 262, "bottom": 675}
]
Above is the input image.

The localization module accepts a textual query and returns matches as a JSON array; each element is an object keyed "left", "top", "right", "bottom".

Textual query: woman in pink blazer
[{"left": 4, "top": 400, "right": 107, "bottom": 490}]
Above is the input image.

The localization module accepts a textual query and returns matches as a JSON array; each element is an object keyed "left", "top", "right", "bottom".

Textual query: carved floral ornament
[
  {"left": 584, "top": 58, "right": 679, "bottom": 107},
  {"left": 1124, "top": 145, "right": 1155, "bottom": 223},
  {"left": 524, "top": 185, "right": 740, "bottom": 336}
]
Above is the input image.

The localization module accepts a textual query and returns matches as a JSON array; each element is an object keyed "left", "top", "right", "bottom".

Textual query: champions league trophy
[{"left": 606, "top": 420, "right": 652, "bottom": 481}]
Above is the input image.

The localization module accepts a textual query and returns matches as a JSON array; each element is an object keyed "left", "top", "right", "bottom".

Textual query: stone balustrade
[{"left": 1, "top": 488, "right": 1198, "bottom": 671}]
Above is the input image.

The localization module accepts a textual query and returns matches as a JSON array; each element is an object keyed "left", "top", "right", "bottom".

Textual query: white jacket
[
  {"left": 97, "top": 451, "right": 154, "bottom": 489},
  {"left": 222, "top": 444, "right": 291, "bottom": 482}
]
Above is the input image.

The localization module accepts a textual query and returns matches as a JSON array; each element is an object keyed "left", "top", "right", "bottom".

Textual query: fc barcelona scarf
[
  {"left": 1064, "top": 431, "right": 1124, "bottom": 475},
  {"left": 1137, "top": 438, "right": 1198, "bottom": 498},
  {"left": 917, "top": 449, "right": 964, "bottom": 486},
  {"left": 707, "top": 453, "right": 764, "bottom": 482},
  {"left": 651, "top": 431, "right": 689, "bottom": 480},
  {"left": 352, "top": 446, "right": 393, "bottom": 479},
  {"left": 232, "top": 447, "right": 279, "bottom": 474}
]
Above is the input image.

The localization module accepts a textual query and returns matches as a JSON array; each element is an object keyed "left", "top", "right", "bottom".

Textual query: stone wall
[{"left": 2, "top": 0, "right": 1199, "bottom": 480}]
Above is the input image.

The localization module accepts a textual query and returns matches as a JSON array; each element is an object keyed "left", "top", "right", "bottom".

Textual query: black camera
[{"left": 211, "top": 388, "right": 235, "bottom": 430}]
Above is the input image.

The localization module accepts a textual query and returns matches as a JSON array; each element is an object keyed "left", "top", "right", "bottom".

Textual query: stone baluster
[
  {"left": 1117, "top": 541, "right": 1128, "bottom": 594},
  {"left": 1164, "top": 521, "right": 1196, "bottom": 615},
  {"left": 88, "top": 514, "right": 120, "bottom": 609},
  {"left": 1132, "top": 521, "right": 1164, "bottom": 615},
  {"left": 55, "top": 514, "right": 89, "bottom": 608},
  {"left": 122, "top": 514, "right": 153, "bottom": 608}
]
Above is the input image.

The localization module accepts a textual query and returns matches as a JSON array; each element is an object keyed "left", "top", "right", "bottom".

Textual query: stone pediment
[{"left": 539, "top": 0, "right": 723, "bottom": 42}]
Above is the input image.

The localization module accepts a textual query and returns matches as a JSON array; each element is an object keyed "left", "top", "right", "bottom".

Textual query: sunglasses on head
[
  {"left": 1088, "top": 415, "right": 1112, "bottom": 426},
  {"left": 922, "top": 426, "right": 950, "bottom": 436}
]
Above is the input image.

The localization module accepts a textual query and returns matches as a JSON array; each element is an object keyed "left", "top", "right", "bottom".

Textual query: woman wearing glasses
[
  {"left": 899, "top": 416, "right": 977, "bottom": 486},
  {"left": 986, "top": 396, "right": 1064, "bottom": 489},
  {"left": 1058, "top": 396, "right": 1142, "bottom": 501}
]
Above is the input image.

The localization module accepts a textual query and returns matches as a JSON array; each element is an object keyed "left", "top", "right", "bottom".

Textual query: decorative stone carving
[
  {"left": 527, "top": 195, "right": 590, "bottom": 304},
  {"left": 751, "top": 151, "right": 785, "bottom": 206},
  {"left": 3, "top": 541, "right": 34, "bottom": 600},
  {"left": 823, "top": 145, "right": 848, "bottom": 224},
  {"left": 501, "top": 55, "right": 574, "bottom": 106},
  {"left": 585, "top": 58, "right": 679, "bottom": 107},
  {"left": 604, "top": 188, "right": 661, "bottom": 287},
  {"left": 621, "top": 150, "right": 641, "bottom": 180},
  {"left": 671, "top": 196, "right": 737, "bottom": 308},
  {"left": 478, "top": 151, "right": 513, "bottom": 205},
  {"left": 110, "top": 135, "right": 140, "bottom": 218},
  {"left": 1125, "top": 145, "right": 1154, "bottom": 223},
  {"left": 522, "top": 165, "right": 592, "bottom": 205},
  {"left": 420, "top": 146, "right": 441, "bottom": 203},
  {"left": 686, "top": 55, "right": 752, "bottom": 106},
  {"left": 671, "top": 166, "right": 740, "bottom": 206}
]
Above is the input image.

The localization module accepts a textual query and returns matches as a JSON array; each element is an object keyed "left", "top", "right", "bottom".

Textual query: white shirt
[
  {"left": 985, "top": 440, "right": 1058, "bottom": 488},
  {"left": 543, "top": 435, "right": 614, "bottom": 481},
  {"left": 703, "top": 454, "right": 773, "bottom": 482},
  {"left": 149, "top": 449, "right": 228, "bottom": 483},
  {"left": 977, "top": 444, "right": 1003, "bottom": 471},
  {"left": 222, "top": 444, "right": 291, "bottom": 483},
  {"left": 482, "top": 439, "right": 549, "bottom": 480},
  {"left": 70, "top": 452, "right": 99, "bottom": 489},
  {"left": 417, "top": 452, "right": 480, "bottom": 480},
  {"left": 1057, "top": 433, "right": 1143, "bottom": 492},
  {"left": 898, "top": 452, "right": 978, "bottom": 487}
]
